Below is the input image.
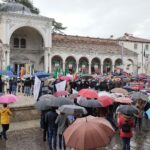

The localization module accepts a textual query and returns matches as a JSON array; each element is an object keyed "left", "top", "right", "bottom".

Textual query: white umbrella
[{"left": 58, "top": 105, "right": 87, "bottom": 115}]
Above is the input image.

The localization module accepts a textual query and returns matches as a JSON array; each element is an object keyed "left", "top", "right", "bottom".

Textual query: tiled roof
[
  {"left": 117, "top": 33, "right": 150, "bottom": 43},
  {"left": 52, "top": 33, "right": 138, "bottom": 55}
]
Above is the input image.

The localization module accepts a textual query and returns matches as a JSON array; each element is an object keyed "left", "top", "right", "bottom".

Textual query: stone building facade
[
  {"left": 0, "top": 1, "right": 138, "bottom": 75},
  {"left": 51, "top": 34, "right": 137, "bottom": 74}
]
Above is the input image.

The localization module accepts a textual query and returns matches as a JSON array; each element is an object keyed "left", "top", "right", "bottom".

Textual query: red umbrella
[
  {"left": 64, "top": 116, "right": 115, "bottom": 150},
  {"left": 78, "top": 89, "right": 98, "bottom": 99},
  {"left": 114, "top": 97, "right": 132, "bottom": 104},
  {"left": 53, "top": 90, "right": 69, "bottom": 97},
  {"left": 98, "top": 96, "right": 113, "bottom": 107},
  {"left": 60, "top": 76, "right": 72, "bottom": 81}
]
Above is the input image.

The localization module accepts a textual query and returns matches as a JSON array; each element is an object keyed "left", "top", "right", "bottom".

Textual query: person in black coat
[{"left": 0, "top": 76, "right": 3, "bottom": 93}]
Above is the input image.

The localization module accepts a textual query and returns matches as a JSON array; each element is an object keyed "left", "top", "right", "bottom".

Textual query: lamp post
[{"left": 121, "top": 42, "right": 124, "bottom": 73}]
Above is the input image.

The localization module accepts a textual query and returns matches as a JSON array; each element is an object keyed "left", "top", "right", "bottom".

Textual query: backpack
[{"left": 122, "top": 121, "right": 131, "bottom": 132}]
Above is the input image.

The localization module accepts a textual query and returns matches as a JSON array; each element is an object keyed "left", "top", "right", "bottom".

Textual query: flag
[
  {"left": 34, "top": 76, "right": 41, "bottom": 100},
  {"left": 55, "top": 80, "right": 66, "bottom": 92}
]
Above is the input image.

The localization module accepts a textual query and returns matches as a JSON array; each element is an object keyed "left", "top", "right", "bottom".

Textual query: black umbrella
[
  {"left": 77, "top": 97, "right": 102, "bottom": 108},
  {"left": 130, "top": 92, "right": 148, "bottom": 102},
  {"left": 116, "top": 105, "right": 139, "bottom": 116}
]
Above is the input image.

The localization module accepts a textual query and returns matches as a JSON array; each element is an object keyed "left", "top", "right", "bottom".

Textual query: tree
[{"left": 52, "top": 19, "right": 67, "bottom": 34}]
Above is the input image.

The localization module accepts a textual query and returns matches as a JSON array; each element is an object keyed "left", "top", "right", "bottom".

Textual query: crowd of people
[{"left": 0, "top": 72, "right": 150, "bottom": 150}]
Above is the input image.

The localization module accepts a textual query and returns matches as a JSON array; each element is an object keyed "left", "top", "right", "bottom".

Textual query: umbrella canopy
[
  {"left": 77, "top": 97, "right": 102, "bottom": 108},
  {"left": 53, "top": 90, "right": 69, "bottom": 97},
  {"left": 33, "top": 71, "right": 50, "bottom": 78},
  {"left": 39, "top": 94, "right": 56, "bottom": 101},
  {"left": 78, "top": 89, "right": 98, "bottom": 99},
  {"left": 54, "top": 97, "right": 74, "bottom": 107},
  {"left": 35, "top": 97, "right": 73, "bottom": 110},
  {"left": 60, "top": 76, "right": 72, "bottom": 81},
  {"left": 35, "top": 98, "right": 54, "bottom": 111},
  {"left": 130, "top": 92, "right": 148, "bottom": 102},
  {"left": 111, "top": 88, "right": 128, "bottom": 95},
  {"left": 98, "top": 96, "right": 113, "bottom": 107},
  {"left": 58, "top": 105, "right": 87, "bottom": 115},
  {"left": 114, "top": 97, "right": 132, "bottom": 104},
  {"left": 116, "top": 105, "right": 139, "bottom": 116},
  {"left": 98, "top": 91, "right": 112, "bottom": 97},
  {"left": 64, "top": 116, "right": 115, "bottom": 150},
  {"left": 0, "top": 94, "right": 17, "bottom": 104}
]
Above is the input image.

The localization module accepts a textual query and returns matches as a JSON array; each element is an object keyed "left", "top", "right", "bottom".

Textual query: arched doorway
[
  {"left": 126, "top": 59, "right": 134, "bottom": 73},
  {"left": 65, "top": 56, "right": 76, "bottom": 74},
  {"left": 79, "top": 57, "right": 89, "bottom": 74},
  {"left": 103, "top": 58, "right": 112, "bottom": 74},
  {"left": 115, "top": 59, "right": 122, "bottom": 74},
  {"left": 51, "top": 55, "right": 63, "bottom": 77},
  {"left": 10, "top": 26, "right": 44, "bottom": 75},
  {"left": 91, "top": 58, "right": 101, "bottom": 74}
]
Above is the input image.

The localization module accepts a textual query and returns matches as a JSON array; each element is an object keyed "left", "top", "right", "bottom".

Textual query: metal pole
[
  {"left": 142, "top": 43, "right": 143, "bottom": 74},
  {"left": 121, "top": 42, "right": 124, "bottom": 73}
]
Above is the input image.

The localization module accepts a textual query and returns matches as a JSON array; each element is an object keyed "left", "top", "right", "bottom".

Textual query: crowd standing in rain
[{"left": 0, "top": 70, "right": 150, "bottom": 150}]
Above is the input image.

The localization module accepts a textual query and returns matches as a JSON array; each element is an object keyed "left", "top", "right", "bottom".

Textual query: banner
[
  {"left": 55, "top": 80, "right": 66, "bottom": 92},
  {"left": 34, "top": 76, "right": 41, "bottom": 100},
  {"left": 72, "top": 88, "right": 78, "bottom": 94}
]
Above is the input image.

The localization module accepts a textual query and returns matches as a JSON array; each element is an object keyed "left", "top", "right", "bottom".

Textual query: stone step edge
[{"left": 7, "top": 119, "right": 40, "bottom": 132}]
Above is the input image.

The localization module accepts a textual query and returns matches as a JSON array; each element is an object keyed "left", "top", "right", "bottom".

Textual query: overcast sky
[{"left": 1, "top": 0, "right": 150, "bottom": 39}]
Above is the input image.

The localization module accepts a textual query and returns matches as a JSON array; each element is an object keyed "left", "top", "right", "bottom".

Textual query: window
[
  {"left": 145, "top": 44, "right": 149, "bottom": 50},
  {"left": 21, "top": 38, "right": 26, "bottom": 48},
  {"left": 134, "top": 43, "right": 138, "bottom": 49},
  {"left": 14, "top": 38, "right": 19, "bottom": 48}
]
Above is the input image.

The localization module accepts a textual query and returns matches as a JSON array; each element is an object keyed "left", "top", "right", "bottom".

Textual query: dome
[{"left": 0, "top": 2, "right": 32, "bottom": 14}]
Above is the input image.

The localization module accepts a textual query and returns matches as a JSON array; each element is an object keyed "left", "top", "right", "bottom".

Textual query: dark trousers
[
  {"left": 47, "top": 128, "right": 57, "bottom": 150},
  {"left": 43, "top": 129, "right": 47, "bottom": 141},
  {"left": 135, "top": 117, "right": 142, "bottom": 130},
  {"left": 1, "top": 124, "right": 9, "bottom": 140},
  {"left": 122, "top": 137, "right": 130, "bottom": 150},
  {"left": 59, "top": 134, "right": 66, "bottom": 150}
]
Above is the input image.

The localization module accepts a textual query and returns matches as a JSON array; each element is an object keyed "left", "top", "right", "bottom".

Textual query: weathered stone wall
[{"left": 10, "top": 106, "right": 40, "bottom": 122}]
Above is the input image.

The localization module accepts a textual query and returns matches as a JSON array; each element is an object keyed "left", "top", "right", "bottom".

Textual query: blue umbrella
[
  {"left": 33, "top": 71, "right": 50, "bottom": 78},
  {"left": 5, "top": 71, "right": 14, "bottom": 76},
  {"left": 0, "top": 70, "right": 6, "bottom": 75},
  {"left": 146, "top": 108, "right": 150, "bottom": 119}
]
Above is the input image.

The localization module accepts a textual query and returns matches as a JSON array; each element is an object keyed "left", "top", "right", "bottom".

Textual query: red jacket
[{"left": 118, "top": 115, "right": 134, "bottom": 138}]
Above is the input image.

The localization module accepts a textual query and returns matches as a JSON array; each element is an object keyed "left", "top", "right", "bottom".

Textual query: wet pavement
[{"left": 0, "top": 119, "right": 149, "bottom": 150}]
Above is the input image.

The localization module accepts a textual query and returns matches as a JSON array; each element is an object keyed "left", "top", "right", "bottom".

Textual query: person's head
[{"left": 3, "top": 103, "right": 7, "bottom": 108}]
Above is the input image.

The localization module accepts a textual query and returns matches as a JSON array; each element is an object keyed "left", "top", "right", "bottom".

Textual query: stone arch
[
  {"left": 91, "top": 57, "right": 101, "bottom": 74},
  {"left": 9, "top": 25, "right": 46, "bottom": 47},
  {"left": 51, "top": 55, "right": 63, "bottom": 73},
  {"left": 65, "top": 56, "right": 77, "bottom": 74},
  {"left": 79, "top": 57, "right": 89, "bottom": 74},
  {"left": 103, "top": 58, "right": 112, "bottom": 74},
  {"left": 115, "top": 58, "right": 122, "bottom": 73}
]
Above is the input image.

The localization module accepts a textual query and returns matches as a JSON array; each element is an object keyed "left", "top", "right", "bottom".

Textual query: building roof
[
  {"left": 117, "top": 33, "right": 150, "bottom": 43},
  {"left": 52, "top": 33, "right": 138, "bottom": 56},
  {"left": 0, "top": 1, "right": 32, "bottom": 14}
]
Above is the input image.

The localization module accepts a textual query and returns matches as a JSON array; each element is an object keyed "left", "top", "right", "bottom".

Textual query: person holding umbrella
[
  {"left": 0, "top": 104, "right": 12, "bottom": 140},
  {"left": 118, "top": 114, "right": 134, "bottom": 150},
  {"left": 55, "top": 112, "right": 68, "bottom": 150}
]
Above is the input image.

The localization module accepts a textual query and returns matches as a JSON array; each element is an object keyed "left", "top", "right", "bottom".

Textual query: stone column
[
  {"left": 63, "top": 62, "right": 65, "bottom": 73},
  {"left": 112, "top": 65, "right": 115, "bottom": 73},
  {"left": 101, "top": 64, "right": 103, "bottom": 74},
  {"left": 7, "top": 50, "right": 10, "bottom": 67},
  {"left": 89, "top": 63, "right": 91, "bottom": 74},
  {"left": 49, "top": 54, "right": 51, "bottom": 73},
  {"left": 44, "top": 48, "right": 49, "bottom": 72}
]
